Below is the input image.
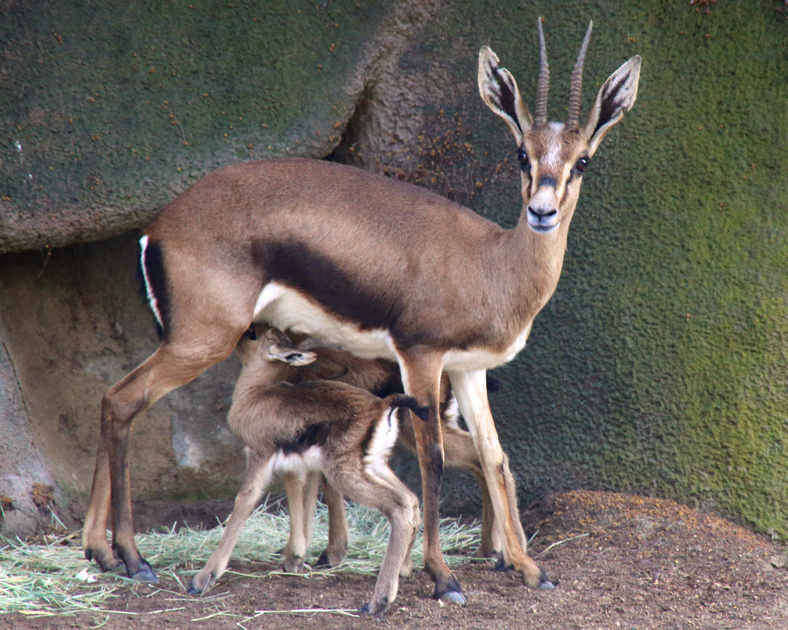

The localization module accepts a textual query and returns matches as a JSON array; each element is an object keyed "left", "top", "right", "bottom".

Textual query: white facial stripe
[{"left": 139, "top": 235, "right": 164, "bottom": 329}]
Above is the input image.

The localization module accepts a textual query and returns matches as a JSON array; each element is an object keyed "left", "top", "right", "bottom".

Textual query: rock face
[{"left": 1, "top": 1, "right": 787, "bottom": 539}]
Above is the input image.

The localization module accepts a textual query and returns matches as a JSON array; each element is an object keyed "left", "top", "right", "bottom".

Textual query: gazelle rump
[
  {"left": 81, "top": 18, "right": 640, "bottom": 603},
  {"left": 188, "top": 326, "right": 423, "bottom": 616}
]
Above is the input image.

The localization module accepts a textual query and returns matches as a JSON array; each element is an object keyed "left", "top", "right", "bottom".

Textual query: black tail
[{"left": 385, "top": 394, "right": 431, "bottom": 422}]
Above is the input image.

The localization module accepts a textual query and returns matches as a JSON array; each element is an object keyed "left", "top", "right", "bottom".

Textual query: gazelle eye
[
  {"left": 517, "top": 148, "right": 531, "bottom": 174},
  {"left": 574, "top": 157, "right": 589, "bottom": 173}
]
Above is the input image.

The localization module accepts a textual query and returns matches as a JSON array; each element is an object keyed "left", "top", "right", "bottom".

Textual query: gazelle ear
[
  {"left": 583, "top": 56, "right": 641, "bottom": 156},
  {"left": 268, "top": 345, "right": 317, "bottom": 367},
  {"left": 478, "top": 46, "right": 532, "bottom": 145}
]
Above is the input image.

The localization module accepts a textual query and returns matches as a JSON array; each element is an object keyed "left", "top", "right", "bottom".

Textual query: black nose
[{"left": 528, "top": 206, "right": 557, "bottom": 218}]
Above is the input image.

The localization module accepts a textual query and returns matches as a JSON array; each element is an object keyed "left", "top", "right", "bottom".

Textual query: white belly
[
  {"left": 253, "top": 282, "right": 397, "bottom": 359},
  {"left": 253, "top": 281, "right": 532, "bottom": 370}
]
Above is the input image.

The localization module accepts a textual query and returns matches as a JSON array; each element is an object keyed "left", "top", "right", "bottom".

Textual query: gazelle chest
[{"left": 442, "top": 322, "right": 533, "bottom": 371}]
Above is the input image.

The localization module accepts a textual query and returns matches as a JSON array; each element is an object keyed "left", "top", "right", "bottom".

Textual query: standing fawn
[
  {"left": 276, "top": 334, "right": 525, "bottom": 572},
  {"left": 82, "top": 18, "right": 640, "bottom": 603},
  {"left": 188, "top": 326, "right": 423, "bottom": 616}
]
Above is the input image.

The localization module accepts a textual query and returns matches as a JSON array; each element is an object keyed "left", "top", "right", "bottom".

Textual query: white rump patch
[
  {"left": 253, "top": 281, "right": 396, "bottom": 359},
  {"left": 266, "top": 445, "right": 325, "bottom": 478},
  {"left": 139, "top": 235, "right": 164, "bottom": 329},
  {"left": 363, "top": 407, "right": 400, "bottom": 477}
]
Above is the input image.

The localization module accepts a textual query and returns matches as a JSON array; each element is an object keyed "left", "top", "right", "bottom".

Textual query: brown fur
[
  {"left": 189, "top": 327, "right": 420, "bottom": 616},
  {"left": 82, "top": 27, "right": 640, "bottom": 600},
  {"left": 276, "top": 332, "right": 526, "bottom": 570}
]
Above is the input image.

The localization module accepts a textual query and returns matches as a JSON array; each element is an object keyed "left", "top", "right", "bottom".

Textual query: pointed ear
[
  {"left": 268, "top": 345, "right": 317, "bottom": 367},
  {"left": 583, "top": 56, "right": 641, "bottom": 156},
  {"left": 302, "top": 357, "right": 348, "bottom": 381},
  {"left": 478, "top": 46, "right": 532, "bottom": 145}
]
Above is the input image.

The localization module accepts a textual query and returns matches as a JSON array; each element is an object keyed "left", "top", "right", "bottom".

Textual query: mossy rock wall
[{"left": 1, "top": 0, "right": 786, "bottom": 538}]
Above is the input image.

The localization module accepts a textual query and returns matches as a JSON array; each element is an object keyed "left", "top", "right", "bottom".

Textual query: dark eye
[
  {"left": 245, "top": 327, "right": 258, "bottom": 341},
  {"left": 574, "top": 156, "right": 589, "bottom": 174},
  {"left": 517, "top": 148, "right": 531, "bottom": 174}
]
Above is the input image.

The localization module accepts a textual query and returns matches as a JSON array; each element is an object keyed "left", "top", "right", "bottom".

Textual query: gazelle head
[{"left": 478, "top": 19, "right": 641, "bottom": 235}]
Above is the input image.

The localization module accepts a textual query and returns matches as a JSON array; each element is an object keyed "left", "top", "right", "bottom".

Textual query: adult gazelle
[{"left": 82, "top": 18, "right": 640, "bottom": 603}]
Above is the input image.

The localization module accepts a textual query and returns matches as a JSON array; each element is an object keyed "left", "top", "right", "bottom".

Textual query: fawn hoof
[
  {"left": 359, "top": 598, "right": 389, "bottom": 617},
  {"left": 85, "top": 547, "right": 121, "bottom": 572},
  {"left": 188, "top": 571, "right": 215, "bottom": 595},
  {"left": 128, "top": 559, "right": 159, "bottom": 584}
]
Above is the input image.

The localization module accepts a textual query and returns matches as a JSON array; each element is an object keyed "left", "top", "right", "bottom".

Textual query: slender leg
[
  {"left": 398, "top": 351, "right": 465, "bottom": 604},
  {"left": 87, "top": 336, "right": 241, "bottom": 582},
  {"left": 189, "top": 450, "right": 272, "bottom": 593},
  {"left": 345, "top": 466, "right": 420, "bottom": 616},
  {"left": 82, "top": 426, "right": 117, "bottom": 571},
  {"left": 447, "top": 368, "right": 552, "bottom": 588},
  {"left": 398, "top": 410, "right": 502, "bottom": 558},
  {"left": 316, "top": 477, "right": 348, "bottom": 567},
  {"left": 282, "top": 471, "right": 308, "bottom": 572}
]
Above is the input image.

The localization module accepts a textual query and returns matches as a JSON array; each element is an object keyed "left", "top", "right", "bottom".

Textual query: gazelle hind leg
[
  {"left": 344, "top": 467, "right": 420, "bottom": 616},
  {"left": 447, "top": 369, "right": 552, "bottom": 589},
  {"left": 93, "top": 318, "right": 247, "bottom": 582},
  {"left": 316, "top": 477, "right": 348, "bottom": 567},
  {"left": 189, "top": 450, "right": 273, "bottom": 594}
]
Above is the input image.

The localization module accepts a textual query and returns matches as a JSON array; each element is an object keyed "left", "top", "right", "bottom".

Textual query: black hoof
[
  {"left": 538, "top": 567, "right": 556, "bottom": 589},
  {"left": 315, "top": 549, "right": 331, "bottom": 567},
  {"left": 494, "top": 556, "right": 514, "bottom": 572},
  {"left": 433, "top": 574, "right": 466, "bottom": 604},
  {"left": 129, "top": 559, "right": 159, "bottom": 584}
]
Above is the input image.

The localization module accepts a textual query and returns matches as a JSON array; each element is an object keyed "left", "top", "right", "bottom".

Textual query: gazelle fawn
[
  {"left": 189, "top": 326, "right": 423, "bottom": 616},
  {"left": 82, "top": 18, "right": 640, "bottom": 603},
  {"left": 273, "top": 334, "right": 524, "bottom": 572}
]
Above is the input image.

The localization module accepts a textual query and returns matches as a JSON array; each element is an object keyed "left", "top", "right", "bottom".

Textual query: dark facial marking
[{"left": 538, "top": 176, "right": 557, "bottom": 189}]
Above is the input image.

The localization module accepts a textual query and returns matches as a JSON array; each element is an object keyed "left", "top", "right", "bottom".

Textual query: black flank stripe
[{"left": 252, "top": 239, "right": 399, "bottom": 332}]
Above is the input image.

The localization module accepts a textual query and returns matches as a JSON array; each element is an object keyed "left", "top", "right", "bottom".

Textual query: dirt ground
[{"left": 5, "top": 490, "right": 788, "bottom": 630}]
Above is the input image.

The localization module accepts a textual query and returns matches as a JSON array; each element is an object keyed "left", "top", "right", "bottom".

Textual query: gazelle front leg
[
  {"left": 398, "top": 351, "right": 465, "bottom": 604},
  {"left": 447, "top": 368, "right": 553, "bottom": 589}
]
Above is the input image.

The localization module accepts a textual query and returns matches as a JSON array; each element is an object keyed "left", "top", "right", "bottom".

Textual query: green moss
[
  {"left": 409, "top": 0, "right": 787, "bottom": 537},
  {"left": 1, "top": 0, "right": 389, "bottom": 241}
]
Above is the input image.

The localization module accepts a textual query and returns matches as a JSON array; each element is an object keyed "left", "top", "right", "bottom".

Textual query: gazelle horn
[
  {"left": 534, "top": 17, "right": 550, "bottom": 126},
  {"left": 566, "top": 21, "right": 593, "bottom": 130}
]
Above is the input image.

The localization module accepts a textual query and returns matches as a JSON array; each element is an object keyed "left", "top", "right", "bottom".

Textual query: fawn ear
[
  {"left": 478, "top": 46, "right": 532, "bottom": 145},
  {"left": 302, "top": 357, "right": 348, "bottom": 380},
  {"left": 268, "top": 345, "right": 317, "bottom": 366},
  {"left": 583, "top": 56, "right": 641, "bottom": 156}
]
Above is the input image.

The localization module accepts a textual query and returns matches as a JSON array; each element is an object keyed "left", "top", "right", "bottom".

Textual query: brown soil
[{"left": 5, "top": 490, "right": 787, "bottom": 629}]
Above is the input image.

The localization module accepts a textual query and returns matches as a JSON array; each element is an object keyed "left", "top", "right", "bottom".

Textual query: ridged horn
[
  {"left": 534, "top": 17, "right": 550, "bottom": 126},
  {"left": 566, "top": 20, "right": 593, "bottom": 130}
]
